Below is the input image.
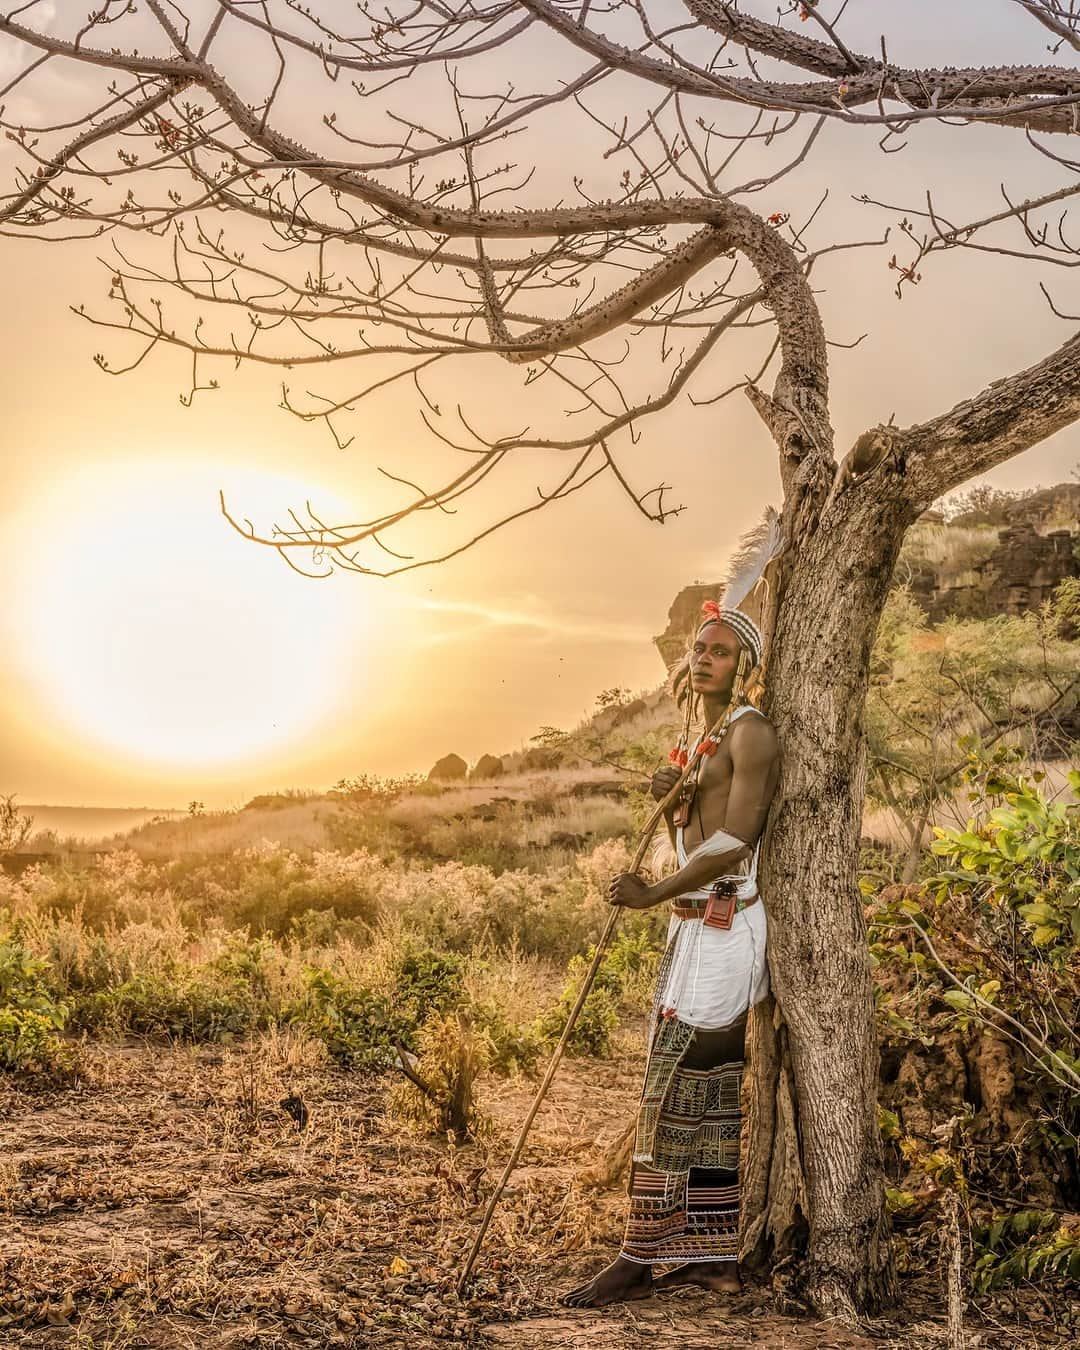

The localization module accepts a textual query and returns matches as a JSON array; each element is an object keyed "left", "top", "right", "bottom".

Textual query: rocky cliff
[
  {"left": 655, "top": 483, "right": 1080, "bottom": 668},
  {"left": 910, "top": 520, "right": 1078, "bottom": 623}
]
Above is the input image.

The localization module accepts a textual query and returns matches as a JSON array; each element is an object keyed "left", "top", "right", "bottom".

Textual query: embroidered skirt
[{"left": 621, "top": 1014, "right": 746, "bottom": 1266}]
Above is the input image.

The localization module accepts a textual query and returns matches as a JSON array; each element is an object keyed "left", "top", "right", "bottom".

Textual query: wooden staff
[{"left": 456, "top": 678, "right": 746, "bottom": 1294}]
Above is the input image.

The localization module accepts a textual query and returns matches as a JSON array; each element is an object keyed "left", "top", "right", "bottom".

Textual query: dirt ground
[{"left": 0, "top": 1033, "right": 1067, "bottom": 1350}]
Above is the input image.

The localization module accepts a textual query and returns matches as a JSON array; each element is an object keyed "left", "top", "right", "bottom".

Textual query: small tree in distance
[
  {"left": 5, "top": 0, "right": 1080, "bottom": 1315},
  {"left": 0, "top": 795, "right": 33, "bottom": 856}
]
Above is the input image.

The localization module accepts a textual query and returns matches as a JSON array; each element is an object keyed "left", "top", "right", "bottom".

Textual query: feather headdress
[
  {"left": 718, "top": 507, "right": 782, "bottom": 624},
  {"left": 668, "top": 507, "right": 782, "bottom": 704}
]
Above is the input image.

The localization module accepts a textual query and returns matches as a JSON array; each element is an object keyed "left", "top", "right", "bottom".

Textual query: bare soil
[{"left": 0, "top": 1034, "right": 1065, "bottom": 1349}]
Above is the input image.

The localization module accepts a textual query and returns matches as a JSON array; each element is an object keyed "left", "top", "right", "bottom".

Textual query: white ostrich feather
[{"left": 720, "top": 506, "right": 782, "bottom": 612}]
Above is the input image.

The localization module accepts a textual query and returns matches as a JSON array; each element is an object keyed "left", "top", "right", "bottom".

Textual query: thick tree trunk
[{"left": 741, "top": 477, "right": 915, "bottom": 1315}]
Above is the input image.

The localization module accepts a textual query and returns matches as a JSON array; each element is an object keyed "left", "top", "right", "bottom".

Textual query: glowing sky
[{"left": 1, "top": 1, "right": 1077, "bottom": 807}]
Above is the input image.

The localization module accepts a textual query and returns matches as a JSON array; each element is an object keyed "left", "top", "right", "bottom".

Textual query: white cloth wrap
[
  {"left": 655, "top": 705, "right": 770, "bottom": 1030},
  {"left": 682, "top": 825, "right": 747, "bottom": 864},
  {"left": 655, "top": 904, "right": 769, "bottom": 1030}
]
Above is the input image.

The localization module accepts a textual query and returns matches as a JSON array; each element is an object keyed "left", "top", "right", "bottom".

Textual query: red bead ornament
[
  {"left": 699, "top": 737, "right": 718, "bottom": 757},
  {"left": 668, "top": 747, "right": 689, "bottom": 767}
]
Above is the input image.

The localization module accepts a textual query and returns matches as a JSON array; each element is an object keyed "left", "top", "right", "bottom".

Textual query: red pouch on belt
[{"left": 703, "top": 880, "right": 737, "bottom": 930}]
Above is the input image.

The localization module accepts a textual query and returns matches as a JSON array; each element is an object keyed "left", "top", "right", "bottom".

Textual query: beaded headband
[{"left": 697, "top": 601, "right": 764, "bottom": 668}]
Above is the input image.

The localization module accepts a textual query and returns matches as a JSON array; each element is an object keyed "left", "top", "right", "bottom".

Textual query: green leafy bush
[
  {"left": 973, "top": 1210, "right": 1080, "bottom": 1291},
  {"left": 470, "top": 997, "right": 543, "bottom": 1076},
  {"left": 71, "top": 970, "right": 257, "bottom": 1042},
  {"left": 392, "top": 946, "right": 465, "bottom": 1025},
  {"left": 928, "top": 761, "right": 1080, "bottom": 958},
  {"left": 286, "top": 968, "right": 411, "bottom": 1070},
  {"left": 870, "top": 752, "right": 1080, "bottom": 1094},
  {"left": 535, "top": 946, "right": 622, "bottom": 1058},
  {"left": 867, "top": 748, "right": 1080, "bottom": 1299},
  {"left": 0, "top": 932, "right": 69, "bottom": 1075}
]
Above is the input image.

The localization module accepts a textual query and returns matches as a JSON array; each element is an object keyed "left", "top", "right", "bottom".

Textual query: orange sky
[{"left": 1, "top": 2, "right": 1077, "bottom": 808}]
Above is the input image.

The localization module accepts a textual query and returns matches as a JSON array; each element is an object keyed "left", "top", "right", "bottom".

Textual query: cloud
[{"left": 406, "top": 596, "right": 649, "bottom": 646}]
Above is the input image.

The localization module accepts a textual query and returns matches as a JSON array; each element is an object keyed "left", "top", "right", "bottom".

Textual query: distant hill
[
  {"left": 14, "top": 485, "right": 1076, "bottom": 857},
  {"left": 20, "top": 804, "right": 184, "bottom": 845}
]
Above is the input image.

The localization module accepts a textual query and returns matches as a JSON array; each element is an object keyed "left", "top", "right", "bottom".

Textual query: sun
[{"left": 12, "top": 459, "right": 372, "bottom": 769}]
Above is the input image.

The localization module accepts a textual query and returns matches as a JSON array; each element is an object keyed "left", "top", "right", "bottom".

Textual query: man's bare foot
[
  {"left": 654, "top": 1261, "right": 741, "bottom": 1294},
  {"left": 560, "top": 1256, "right": 653, "bottom": 1308}
]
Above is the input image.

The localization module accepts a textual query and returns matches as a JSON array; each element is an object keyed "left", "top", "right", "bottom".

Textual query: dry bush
[
  {"left": 0, "top": 796, "right": 33, "bottom": 855},
  {"left": 387, "top": 1010, "right": 491, "bottom": 1142},
  {"left": 899, "top": 522, "right": 1001, "bottom": 584}
]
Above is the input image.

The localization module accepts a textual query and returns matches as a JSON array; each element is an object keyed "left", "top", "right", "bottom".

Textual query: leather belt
[{"left": 671, "top": 891, "right": 760, "bottom": 921}]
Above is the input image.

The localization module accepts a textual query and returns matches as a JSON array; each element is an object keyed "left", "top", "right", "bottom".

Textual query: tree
[
  {"left": 5, "top": 0, "right": 1080, "bottom": 1316},
  {"left": 0, "top": 795, "right": 33, "bottom": 857}
]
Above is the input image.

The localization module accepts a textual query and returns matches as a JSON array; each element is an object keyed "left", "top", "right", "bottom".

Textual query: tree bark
[{"left": 743, "top": 474, "right": 916, "bottom": 1315}]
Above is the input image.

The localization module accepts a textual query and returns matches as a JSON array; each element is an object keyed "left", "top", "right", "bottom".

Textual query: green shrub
[
  {"left": 286, "top": 968, "right": 410, "bottom": 1070},
  {"left": 71, "top": 970, "right": 256, "bottom": 1042},
  {"left": 535, "top": 945, "right": 622, "bottom": 1058},
  {"left": 470, "top": 997, "right": 543, "bottom": 1076},
  {"left": 869, "top": 753, "right": 1080, "bottom": 1094},
  {"left": 532, "top": 921, "right": 665, "bottom": 1059},
  {"left": 393, "top": 946, "right": 465, "bottom": 1025},
  {"left": 603, "top": 926, "right": 660, "bottom": 1002},
  {"left": 0, "top": 933, "right": 69, "bottom": 1075},
  {"left": 927, "top": 760, "right": 1080, "bottom": 958},
  {"left": 972, "top": 1210, "right": 1080, "bottom": 1290}
]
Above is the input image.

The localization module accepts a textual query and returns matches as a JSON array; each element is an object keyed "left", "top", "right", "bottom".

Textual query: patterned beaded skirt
[{"left": 621, "top": 1012, "right": 744, "bottom": 1266}]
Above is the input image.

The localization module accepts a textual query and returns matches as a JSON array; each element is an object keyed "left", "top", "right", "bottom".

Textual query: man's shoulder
[
  {"left": 729, "top": 706, "right": 779, "bottom": 753},
  {"left": 731, "top": 704, "right": 776, "bottom": 734}
]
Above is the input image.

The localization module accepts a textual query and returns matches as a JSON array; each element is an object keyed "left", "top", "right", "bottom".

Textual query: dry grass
[
  {"left": 32, "top": 769, "right": 642, "bottom": 866},
  {"left": 123, "top": 800, "right": 339, "bottom": 857},
  {"left": 898, "top": 523, "right": 1001, "bottom": 584},
  {"left": 0, "top": 1025, "right": 644, "bottom": 1348},
  {"left": 2, "top": 1029, "right": 1068, "bottom": 1350}
]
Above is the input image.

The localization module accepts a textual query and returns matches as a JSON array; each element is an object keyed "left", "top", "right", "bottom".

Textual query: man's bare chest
[{"left": 678, "top": 750, "right": 735, "bottom": 853}]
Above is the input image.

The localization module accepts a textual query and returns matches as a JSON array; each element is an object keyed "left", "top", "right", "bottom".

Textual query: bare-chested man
[{"left": 562, "top": 603, "right": 780, "bottom": 1308}]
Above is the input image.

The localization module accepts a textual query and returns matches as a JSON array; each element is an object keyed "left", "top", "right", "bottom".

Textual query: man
[{"left": 562, "top": 604, "right": 780, "bottom": 1308}]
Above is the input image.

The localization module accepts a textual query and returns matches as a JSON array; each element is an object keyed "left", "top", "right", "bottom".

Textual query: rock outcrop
[
  {"left": 427, "top": 753, "right": 468, "bottom": 782},
  {"left": 653, "top": 582, "right": 727, "bottom": 670},
  {"left": 656, "top": 485, "right": 1079, "bottom": 667},
  {"left": 914, "top": 521, "right": 1079, "bottom": 623},
  {"left": 470, "top": 753, "right": 505, "bottom": 781}
]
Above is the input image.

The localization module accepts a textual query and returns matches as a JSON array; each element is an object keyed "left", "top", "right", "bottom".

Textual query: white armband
[
  {"left": 649, "top": 833, "right": 678, "bottom": 876},
  {"left": 685, "top": 828, "right": 748, "bottom": 862}
]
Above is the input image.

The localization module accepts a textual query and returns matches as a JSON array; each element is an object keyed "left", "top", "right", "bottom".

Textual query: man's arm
[{"left": 612, "top": 715, "right": 779, "bottom": 909}]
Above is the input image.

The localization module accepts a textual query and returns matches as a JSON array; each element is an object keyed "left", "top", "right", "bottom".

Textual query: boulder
[
  {"left": 428, "top": 753, "right": 468, "bottom": 782},
  {"left": 470, "top": 753, "right": 505, "bottom": 781},
  {"left": 520, "top": 746, "right": 563, "bottom": 771}
]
